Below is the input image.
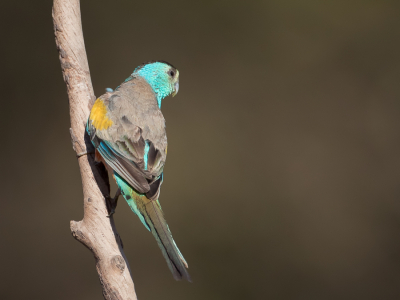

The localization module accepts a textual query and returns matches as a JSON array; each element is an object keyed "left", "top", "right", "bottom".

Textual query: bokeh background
[{"left": 1, "top": 0, "right": 400, "bottom": 299}]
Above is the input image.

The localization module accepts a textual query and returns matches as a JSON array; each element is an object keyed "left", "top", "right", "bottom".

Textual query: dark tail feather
[{"left": 137, "top": 197, "right": 191, "bottom": 281}]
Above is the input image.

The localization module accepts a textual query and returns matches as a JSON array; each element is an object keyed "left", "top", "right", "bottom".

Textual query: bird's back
[{"left": 93, "top": 76, "right": 167, "bottom": 179}]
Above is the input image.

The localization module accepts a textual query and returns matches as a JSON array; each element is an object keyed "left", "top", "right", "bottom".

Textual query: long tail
[
  {"left": 136, "top": 195, "right": 191, "bottom": 281},
  {"left": 115, "top": 175, "right": 191, "bottom": 281}
]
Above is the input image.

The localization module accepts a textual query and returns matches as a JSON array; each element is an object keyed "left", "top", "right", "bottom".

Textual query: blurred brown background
[{"left": 1, "top": 0, "right": 400, "bottom": 299}]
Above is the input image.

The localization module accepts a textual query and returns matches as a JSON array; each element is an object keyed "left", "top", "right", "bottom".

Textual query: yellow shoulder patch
[{"left": 89, "top": 98, "right": 113, "bottom": 130}]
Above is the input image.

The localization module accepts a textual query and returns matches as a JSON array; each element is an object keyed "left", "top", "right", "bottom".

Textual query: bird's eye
[{"left": 169, "top": 70, "right": 175, "bottom": 77}]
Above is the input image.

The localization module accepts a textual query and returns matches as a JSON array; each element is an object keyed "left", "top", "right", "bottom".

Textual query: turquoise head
[{"left": 133, "top": 61, "right": 179, "bottom": 108}]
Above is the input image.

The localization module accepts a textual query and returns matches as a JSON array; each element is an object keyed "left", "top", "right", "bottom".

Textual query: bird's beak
[{"left": 172, "top": 81, "right": 179, "bottom": 97}]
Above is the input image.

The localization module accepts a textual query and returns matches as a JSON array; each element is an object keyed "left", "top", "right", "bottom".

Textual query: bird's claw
[{"left": 107, "top": 208, "right": 116, "bottom": 218}]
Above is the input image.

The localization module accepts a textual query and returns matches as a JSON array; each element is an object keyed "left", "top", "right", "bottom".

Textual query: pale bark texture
[{"left": 52, "top": 1, "right": 137, "bottom": 299}]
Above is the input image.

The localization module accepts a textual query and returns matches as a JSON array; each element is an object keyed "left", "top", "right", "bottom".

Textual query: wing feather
[{"left": 97, "top": 141, "right": 150, "bottom": 193}]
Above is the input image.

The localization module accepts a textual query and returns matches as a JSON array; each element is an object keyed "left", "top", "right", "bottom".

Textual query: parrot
[{"left": 86, "top": 61, "right": 191, "bottom": 281}]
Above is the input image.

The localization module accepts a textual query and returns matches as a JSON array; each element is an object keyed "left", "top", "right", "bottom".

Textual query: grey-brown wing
[{"left": 87, "top": 120, "right": 164, "bottom": 200}]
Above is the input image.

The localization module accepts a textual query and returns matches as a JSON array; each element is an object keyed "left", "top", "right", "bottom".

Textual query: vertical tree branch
[{"left": 52, "top": 1, "right": 137, "bottom": 299}]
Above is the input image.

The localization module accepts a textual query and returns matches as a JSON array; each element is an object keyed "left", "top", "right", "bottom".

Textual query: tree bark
[{"left": 52, "top": 1, "right": 137, "bottom": 299}]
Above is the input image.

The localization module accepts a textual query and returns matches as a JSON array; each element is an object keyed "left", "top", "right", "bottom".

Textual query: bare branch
[{"left": 52, "top": 1, "right": 137, "bottom": 299}]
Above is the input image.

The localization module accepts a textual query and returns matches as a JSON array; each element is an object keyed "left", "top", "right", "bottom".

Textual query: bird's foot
[{"left": 106, "top": 188, "right": 121, "bottom": 217}]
